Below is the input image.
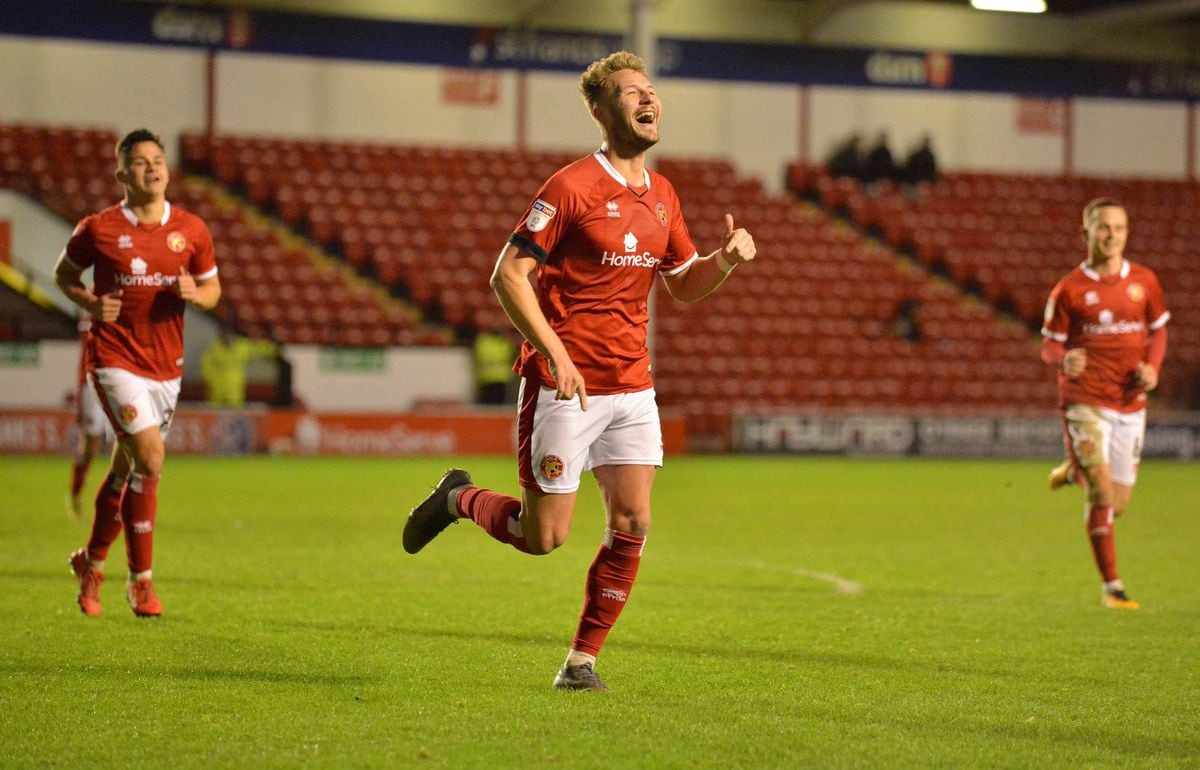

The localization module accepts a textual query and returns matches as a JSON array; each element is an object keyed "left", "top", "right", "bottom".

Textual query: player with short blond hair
[
  {"left": 404, "top": 51, "right": 757, "bottom": 690},
  {"left": 1041, "top": 198, "right": 1169, "bottom": 610},
  {"left": 55, "top": 128, "right": 221, "bottom": 617}
]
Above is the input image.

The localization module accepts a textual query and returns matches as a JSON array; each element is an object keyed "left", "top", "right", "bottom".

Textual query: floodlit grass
[{"left": 1, "top": 455, "right": 1197, "bottom": 768}]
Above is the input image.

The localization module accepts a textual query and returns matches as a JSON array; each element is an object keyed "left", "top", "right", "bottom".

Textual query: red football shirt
[
  {"left": 508, "top": 151, "right": 698, "bottom": 394},
  {"left": 1041, "top": 259, "right": 1169, "bottom": 413},
  {"left": 65, "top": 202, "right": 218, "bottom": 380}
]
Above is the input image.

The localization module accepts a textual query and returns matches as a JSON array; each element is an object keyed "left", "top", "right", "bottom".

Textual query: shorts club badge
[
  {"left": 120, "top": 404, "right": 138, "bottom": 424},
  {"left": 539, "top": 454, "right": 564, "bottom": 480}
]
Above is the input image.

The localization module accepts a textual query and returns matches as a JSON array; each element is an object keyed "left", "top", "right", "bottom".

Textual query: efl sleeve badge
[{"left": 525, "top": 199, "right": 557, "bottom": 233}]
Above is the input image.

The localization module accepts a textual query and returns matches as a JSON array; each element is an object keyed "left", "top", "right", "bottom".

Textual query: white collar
[
  {"left": 593, "top": 150, "right": 651, "bottom": 190},
  {"left": 121, "top": 200, "right": 171, "bottom": 227},
  {"left": 1080, "top": 258, "right": 1129, "bottom": 281}
]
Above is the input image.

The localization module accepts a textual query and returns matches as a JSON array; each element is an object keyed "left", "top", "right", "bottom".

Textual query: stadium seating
[
  {"left": 789, "top": 163, "right": 1200, "bottom": 414},
  {"left": 178, "top": 134, "right": 1064, "bottom": 445},
  {"left": 0, "top": 124, "right": 450, "bottom": 348},
  {"left": 180, "top": 133, "right": 571, "bottom": 334},
  {"left": 0, "top": 124, "right": 120, "bottom": 220},
  {"left": 7, "top": 124, "right": 1194, "bottom": 448}
]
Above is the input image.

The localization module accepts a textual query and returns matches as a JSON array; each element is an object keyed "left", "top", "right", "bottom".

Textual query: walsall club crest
[
  {"left": 120, "top": 404, "right": 138, "bottom": 424},
  {"left": 166, "top": 231, "right": 187, "bottom": 253},
  {"left": 1126, "top": 282, "right": 1145, "bottom": 303},
  {"left": 655, "top": 202, "right": 668, "bottom": 226},
  {"left": 539, "top": 454, "right": 564, "bottom": 480}
]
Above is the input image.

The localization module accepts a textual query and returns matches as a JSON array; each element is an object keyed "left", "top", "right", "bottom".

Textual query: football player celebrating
[
  {"left": 404, "top": 51, "right": 756, "bottom": 690},
  {"left": 55, "top": 128, "right": 220, "bottom": 617},
  {"left": 1041, "top": 198, "right": 1169, "bottom": 610}
]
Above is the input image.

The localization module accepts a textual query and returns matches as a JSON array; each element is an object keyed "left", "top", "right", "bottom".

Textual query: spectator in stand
[
  {"left": 200, "top": 327, "right": 278, "bottom": 408},
  {"left": 899, "top": 134, "right": 939, "bottom": 196},
  {"left": 825, "top": 133, "right": 863, "bottom": 181},
  {"left": 861, "top": 131, "right": 897, "bottom": 195},
  {"left": 473, "top": 323, "right": 518, "bottom": 405}
]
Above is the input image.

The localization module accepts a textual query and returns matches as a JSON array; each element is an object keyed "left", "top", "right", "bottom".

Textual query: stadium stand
[
  {"left": 0, "top": 270, "right": 75, "bottom": 342},
  {"left": 6, "top": 124, "right": 1192, "bottom": 447},
  {"left": 788, "top": 163, "right": 1200, "bottom": 412},
  {"left": 178, "top": 133, "right": 1065, "bottom": 445},
  {"left": 0, "top": 123, "right": 450, "bottom": 349},
  {"left": 180, "top": 132, "right": 566, "bottom": 334}
]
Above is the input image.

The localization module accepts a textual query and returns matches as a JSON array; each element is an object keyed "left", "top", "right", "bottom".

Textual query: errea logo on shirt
[{"left": 115, "top": 256, "right": 179, "bottom": 287}]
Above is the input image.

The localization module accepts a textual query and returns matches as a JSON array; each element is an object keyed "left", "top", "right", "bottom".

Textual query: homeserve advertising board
[{"left": 0, "top": 408, "right": 688, "bottom": 456}]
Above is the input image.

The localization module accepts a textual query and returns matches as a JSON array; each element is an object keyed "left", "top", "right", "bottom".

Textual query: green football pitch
[{"left": 1, "top": 455, "right": 1197, "bottom": 768}]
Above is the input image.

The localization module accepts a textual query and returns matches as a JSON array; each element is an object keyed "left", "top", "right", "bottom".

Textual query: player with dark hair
[
  {"left": 55, "top": 128, "right": 221, "bottom": 617},
  {"left": 403, "top": 51, "right": 757, "bottom": 690},
  {"left": 1040, "top": 197, "right": 1169, "bottom": 610}
]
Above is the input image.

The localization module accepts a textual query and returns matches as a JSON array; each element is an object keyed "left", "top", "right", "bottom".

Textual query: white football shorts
[
  {"left": 518, "top": 380, "right": 663, "bottom": 493},
  {"left": 91, "top": 367, "right": 181, "bottom": 438},
  {"left": 78, "top": 374, "right": 113, "bottom": 439},
  {"left": 1063, "top": 403, "right": 1146, "bottom": 487}
]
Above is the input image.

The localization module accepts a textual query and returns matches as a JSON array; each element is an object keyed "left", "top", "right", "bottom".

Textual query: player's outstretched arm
[
  {"left": 663, "top": 213, "right": 756, "bottom": 304},
  {"left": 490, "top": 243, "right": 588, "bottom": 410}
]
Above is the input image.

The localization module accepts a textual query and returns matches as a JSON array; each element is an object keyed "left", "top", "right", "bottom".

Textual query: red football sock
[
  {"left": 86, "top": 473, "right": 126, "bottom": 563},
  {"left": 122, "top": 473, "right": 159, "bottom": 574},
  {"left": 70, "top": 455, "right": 92, "bottom": 498},
  {"left": 572, "top": 529, "right": 645, "bottom": 657},
  {"left": 1087, "top": 504, "right": 1119, "bottom": 582},
  {"left": 457, "top": 487, "right": 533, "bottom": 554}
]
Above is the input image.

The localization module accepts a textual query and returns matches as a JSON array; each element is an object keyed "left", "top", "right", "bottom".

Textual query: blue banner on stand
[{"left": 1, "top": 1, "right": 1195, "bottom": 100}]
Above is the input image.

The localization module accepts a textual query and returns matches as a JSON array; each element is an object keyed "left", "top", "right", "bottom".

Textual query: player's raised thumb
[
  {"left": 178, "top": 266, "right": 190, "bottom": 276},
  {"left": 724, "top": 213, "right": 735, "bottom": 238}
]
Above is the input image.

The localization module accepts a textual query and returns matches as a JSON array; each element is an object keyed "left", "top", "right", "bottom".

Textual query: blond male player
[
  {"left": 1041, "top": 198, "right": 1168, "bottom": 610},
  {"left": 403, "top": 51, "right": 757, "bottom": 690}
]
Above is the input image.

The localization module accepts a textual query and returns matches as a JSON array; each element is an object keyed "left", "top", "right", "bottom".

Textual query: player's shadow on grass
[
  {"left": 864, "top": 708, "right": 1200, "bottom": 762},
  {"left": 272, "top": 619, "right": 1043, "bottom": 684},
  {"left": 277, "top": 619, "right": 561, "bottom": 647},
  {"left": 166, "top": 666, "right": 373, "bottom": 687},
  {"left": 0, "top": 661, "right": 371, "bottom": 687},
  {"left": 0, "top": 567, "right": 75, "bottom": 581}
]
